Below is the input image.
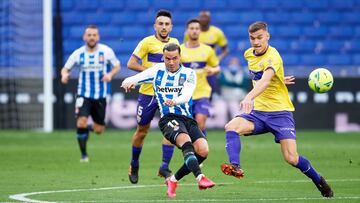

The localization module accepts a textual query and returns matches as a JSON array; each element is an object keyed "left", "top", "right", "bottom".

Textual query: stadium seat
[
  {"left": 290, "top": 12, "right": 316, "bottom": 24},
  {"left": 225, "top": 26, "right": 248, "bottom": 39},
  {"left": 75, "top": 0, "right": 99, "bottom": 11},
  {"left": 120, "top": 26, "right": 148, "bottom": 39},
  {"left": 303, "top": 26, "right": 328, "bottom": 38},
  {"left": 331, "top": 0, "right": 354, "bottom": 10},
  {"left": 277, "top": 26, "right": 301, "bottom": 37},
  {"left": 151, "top": 0, "right": 176, "bottom": 10},
  {"left": 112, "top": 12, "right": 136, "bottom": 25},
  {"left": 202, "top": 0, "right": 227, "bottom": 9},
  {"left": 317, "top": 12, "right": 341, "bottom": 24},
  {"left": 350, "top": 40, "right": 360, "bottom": 51},
  {"left": 282, "top": 54, "right": 300, "bottom": 66},
  {"left": 177, "top": 0, "right": 202, "bottom": 10},
  {"left": 102, "top": 0, "right": 124, "bottom": 10},
  {"left": 84, "top": 13, "right": 112, "bottom": 25},
  {"left": 237, "top": 12, "right": 264, "bottom": 24},
  {"left": 126, "top": 0, "right": 150, "bottom": 11},
  {"left": 352, "top": 54, "right": 360, "bottom": 64},
  {"left": 329, "top": 26, "right": 353, "bottom": 38},
  {"left": 136, "top": 12, "right": 155, "bottom": 25},
  {"left": 228, "top": 0, "right": 253, "bottom": 9},
  {"left": 321, "top": 40, "right": 345, "bottom": 53},
  {"left": 270, "top": 40, "right": 289, "bottom": 52},
  {"left": 62, "top": 12, "right": 85, "bottom": 25},
  {"left": 212, "top": 12, "right": 241, "bottom": 24},
  {"left": 304, "top": 0, "right": 329, "bottom": 10},
  {"left": 327, "top": 54, "right": 352, "bottom": 65},
  {"left": 301, "top": 54, "right": 327, "bottom": 66},
  {"left": 60, "top": 0, "right": 74, "bottom": 12},
  {"left": 342, "top": 13, "right": 360, "bottom": 23},
  {"left": 171, "top": 26, "right": 185, "bottom": 41},
  {"left": 255, "top": 0, "right": 280, "bottom": 10},
  {"left": 100, "top": 27, "right": 122, "bottom": 39},
  {"left": 172, "top": 11, "right": 197, "bottom": 24},
  {"left": 63, "top": 40, "right": 83, "bottom": 54},
  {"left": 281, "top": 1, "right": 304, "bottom": 10},
  {"left": 117, "top": 40, "right": 138, "bottom": 54},
  {"left": 265, "top": 12, "right": 290, "bottom": 24},
  {"left": 69, "top": 26, "right": 86, "bottom": 39}
]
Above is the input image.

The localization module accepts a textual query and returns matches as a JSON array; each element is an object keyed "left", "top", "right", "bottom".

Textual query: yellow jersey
[
  {"left": 132, "top": 35, "right": 179, "bottom": 95},
  {"left": 184, "top": 26, "right": 227, "bottom": 49},
  {"left": 244, "top": 46, "right": 294, "bottom": 112},
  {"left": 180, "top": 43, "right": 219, "bottom": 99}
]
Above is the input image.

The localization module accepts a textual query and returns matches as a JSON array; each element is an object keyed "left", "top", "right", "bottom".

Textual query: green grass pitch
[{"left": 0, "top": 130, "right": 359, "bottom": 202}]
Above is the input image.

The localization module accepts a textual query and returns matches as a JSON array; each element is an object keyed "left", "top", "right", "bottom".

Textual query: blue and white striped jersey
[
  {"left": 64, "top": 43, "right": 120, "bottom": 99},
  {"left": 123, "top": 63, "right": 196, "bottom": 118}
]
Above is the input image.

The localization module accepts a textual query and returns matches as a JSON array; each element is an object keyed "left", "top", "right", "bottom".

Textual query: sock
[
  {"left": 201, "top": 129, "right": 207, "bottom": 137},
  {"left": 181, "top": 142, "right": 202, "bottom": 178},
  {"left": 160, "top": 144, "right": 174, "bottom": 170},
  {"left": 225, "top": 131, "right": 241, "bottom": 167},
  {"left": 196, "top": 174, "right": 204, "bottom": 181},
  {"left": 175, "top": 153, "right": 206, "bottom": 181},
  {"left": 77, "top": 128, "right": 89, "bottom": 157},
  {"left": 170, "top": 175, "right": 177, "bottom": 182},
  {"left": 131, "top": 145, "right": 142, "bottom": 168},
  {"left": 295, "top": 156, "right": 321, "bottom": 185}
]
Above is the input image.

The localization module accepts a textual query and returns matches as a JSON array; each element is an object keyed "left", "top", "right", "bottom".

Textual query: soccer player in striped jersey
[
  {"left": 126, "top": 10, "right": 179, "bottom": 184},
  {"left": 184, "top": 11, "right": 229, "bottom": 98},
  {"left": 61, "top": 25, "right": 120, "bottom": 162},
  {"left": 220, "top": 22, "right": 333, "bottom": 197},
  {"left": 122, "top": 43, "right": 215, "bottom": 198},
  {"left": 181, "top": 19, "right": 220, "bottom": 137}
]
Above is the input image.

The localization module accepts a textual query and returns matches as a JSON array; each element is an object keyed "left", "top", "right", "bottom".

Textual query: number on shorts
[
  {"left": 137, "top": 106, "right": 143, "bottom": 116},
  {"left": 167, "top": 119, "right": 179, "bottom": 131}
]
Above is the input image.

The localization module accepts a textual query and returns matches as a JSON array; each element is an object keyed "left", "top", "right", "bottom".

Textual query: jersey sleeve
[
  {"left": 106, "top": 47, "right": 120, "bottom": 67},
  {"left": 122, "top": 65, "right": 157, "bottom": 85},
  {"left": 173, "top": 70, "right": 196, "bottom": 105},
  {"left": 217, "top": 28, "right": 228, "bottom": 47},
  {"left": 64, "top": 51, "right": 78, "bottom": 70},
  {"left": 262, "top": 56, "right": 281, "bottom": 73},
  {"left": 132, "top": 39, "right": 148, "bottom": 59},
  {"left": 207, "top": 47, "right": 220, "bottom": 67}
]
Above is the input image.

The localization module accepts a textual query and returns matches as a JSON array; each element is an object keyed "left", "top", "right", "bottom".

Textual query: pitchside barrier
[{"left": 0, "top": 78, "right": 359, "bottom": 132}]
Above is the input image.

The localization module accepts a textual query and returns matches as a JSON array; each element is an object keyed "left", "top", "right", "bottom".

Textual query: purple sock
[
  {"left": 202, "top": 129, "right": 207, "bottom": 137},
  {"left": 225, "top": 131, "right": 241, "bottom": 167},
  {"left": 296, "top": 156, "right": 321, "bottom": 184},
  {"left": 131, "top": 145, "right": 142, "bottom": 168},
  {"left": 160, "top": 144, "right": 174, "bottom": 170}
]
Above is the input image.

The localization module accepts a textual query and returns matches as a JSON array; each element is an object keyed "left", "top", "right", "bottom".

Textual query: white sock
[
  {"left": 196, "top": 174, "right": 204, "bottom": 181},
  {"left": 170, "top": 175, "right": 177, "bottom": 182}
]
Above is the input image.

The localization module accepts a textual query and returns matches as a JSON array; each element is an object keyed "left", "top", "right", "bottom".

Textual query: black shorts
[
  {"left": 75, "top": 96, "right": 106, "bottom": 125},
  {"left": 158, "top": 113, "right": 205, "bottom": 145}
]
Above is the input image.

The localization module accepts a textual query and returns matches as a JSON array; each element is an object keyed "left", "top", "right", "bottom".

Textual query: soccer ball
[{"left": 308, "top": 68, "right": 334, "bottom": 93}]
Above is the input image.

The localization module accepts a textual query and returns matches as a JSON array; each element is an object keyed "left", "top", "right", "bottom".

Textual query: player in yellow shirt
[
  {"left": 127, "top": 10, "right": 179, "bottom": 184},
  {"left": 180, "top": 19, "right": 220, "bottom": 137},
  {"left": 185, "top": 11, "right": 229, "bottom": 98},
  {"left": 220, "top": 22, "right": 333, "bottom": 198}
]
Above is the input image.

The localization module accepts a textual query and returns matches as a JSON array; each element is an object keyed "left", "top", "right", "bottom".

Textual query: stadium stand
[{"left": 1, "top": 0, "right": 359, "bottom": 77}]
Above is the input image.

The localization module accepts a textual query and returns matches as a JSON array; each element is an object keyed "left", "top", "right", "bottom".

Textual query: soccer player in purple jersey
[
  {"left": 61, "top": 25, "right": 120, "bottom": 162},
  {"left": 220, "top": 22, "right": 334, "bottom": 198}
]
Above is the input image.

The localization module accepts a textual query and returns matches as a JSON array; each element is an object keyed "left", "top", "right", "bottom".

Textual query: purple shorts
[
  {"left": 238, "top": 110, "right": 296, "bottom": 143},
  {"left": 136, "top": 93, "right": 158, "bottom": 125},
  {"left": 192, "top": 98, "right": 211, "bottom": 116}
]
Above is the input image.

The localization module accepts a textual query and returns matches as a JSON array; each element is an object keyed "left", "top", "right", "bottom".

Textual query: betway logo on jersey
[{"left": 156, "top": 86, "right": 183, "bottom": 93}]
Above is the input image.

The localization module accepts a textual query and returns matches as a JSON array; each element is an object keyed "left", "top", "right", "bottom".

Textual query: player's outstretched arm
[
  {"left": 284, "top": 75, "right": 295, "bottom": 85},
  {"left": 240, "top": 68, "right": 275, "bottom": 113}
]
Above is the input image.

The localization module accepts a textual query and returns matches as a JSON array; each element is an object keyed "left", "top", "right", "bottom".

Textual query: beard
[{"left": 87, "top": 41, "right": 97, "bottom": 49}]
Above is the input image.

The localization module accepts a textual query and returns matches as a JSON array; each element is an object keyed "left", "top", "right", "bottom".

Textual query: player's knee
[
  {"left": 194, "top": 139, "right": 208, "bottom": 157},
  {"left": 225, "top": 121, "right": 244, "bottom": 135},
  {"left": 284, "top": 154, "right": 299, "bottom": 166},
  {"left": 93, "top": 127, "right": 104, "bottom": 134},
  {"left": 76, "top": 118, "right": 88, "bottom": 128},
  {"left": 134, "top": 125, "right": 149, "bottom": 139}
]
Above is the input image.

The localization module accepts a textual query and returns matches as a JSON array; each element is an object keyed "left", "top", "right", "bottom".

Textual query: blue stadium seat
[
  {"left": 172, "top": 11, "right": 197, "bottom": 25},
  {"left": 85, "top": 13, "right": 112, "bottom": 25},
  {"left": 69, "top": 26, "right": 86, "bottom": 39},
  {"left": 342, "top": 13, "right": 360, "bottom": 23},
  {"left": 13, "top": 40, "right": 43, "bottom": 54},
  {"left": 277, "top": 26, "right": 301, "bottom": 37},
  {"left": 102, "top": 0, "right": 124, "bottom": 10},
  {"left": 202, "top": 0, "right": 227, "bottom": 10},
  {"left": 212, "top": 12, "right": 240, "bottom": 24},
  {"left": 355, "top": 27, "right": 360, "bottom": 37},
  {"left": 317, "top": 12, "right": 341, "bottom": 24},
  {"left": 75, "top": 0, "right": 99, "bottom": 11},
  {"left": 13, "top": 26, "right": 42, "bottom": 38},
  {"left": 11, "top": 0, "right": 42, "bottom": 12},
  {"left": 291, "top": 12, "right": 316, "bottom": 24},
  {"left": 60, "top": 0, "right": 74, "bottom": 12},
  {"left": 321, "top": 40, "right": 344, "bottom": 53},
  {"left": 350, "top": 40, "right": 360, "bottom": 51},
  {"left": 171, "top": 26, "right": 185, "bottom": 41},
  {"left": 177, "top": 0, "right": 202, "bottom": 10},
  {"left": 62, "top": 12, "right": 85, "bottom": 25},
  {"left": 100, "top": 27, "right": 121, "bottom": 39},
  {"left": 282, "top": 54, "right": 300, "bottom": 66},
  {"left": 331, "top": 0, "right": 354, "bottom": 10},
  {"left": 112, "top": 12, "right": 136, "bottom": 25},
  {"left": 121, "top": 26, "right": 148, "bottom": 39},
  {"left": 237, "top": 12, "right": 264, "bottom": 24},
  {"left": 327, "top": 54, "right": 352, "bottom": 65},
  {"left": 255, "top": 0, "right": 280, "bottom": 10},
  {"left": 126, "top": 0, "right": 150, "bottom": 11},
  {"left": 281, "top": 1, "right": 304, "bottom": 10},
  {"left": 270, "top": 40, "right": 289, "bottom": 52},
  {"left": 225, "top": 26, "right": 248, "bottom": 39},
  {"left": 63, "top": 40, "right": 83, "bottom": 54},
  {"left": 265, "top": 12, "right": 290, "bottom": 24},
  {"left": 303, "top": 26, "right": 328, "bottom": 38},
  {"left": 329, "top": 26, "right": 353, "bottom": 38},
  {"left": 117, "top": 40, "right": 138, "bottom": 54},
  {"left": 136, "top": 12, "right": 155, "bottom": 25},
  {"left": 228, "top": 0, "right": 253, "bottom": 9},
  {"left": 301, "top": 54, "right": 326, "bottom": 66},
  {"left": 294, "top": 40, "right": 317, "bottom": 53},
  {"left": 151, "top": 0, "right": 176, "bottom": 10},
  {"left": 304, "top": 0, "right": 329, "bottom": 10},
  {"left": 352, "top": 54, "right": 360, "bottom": 64}
]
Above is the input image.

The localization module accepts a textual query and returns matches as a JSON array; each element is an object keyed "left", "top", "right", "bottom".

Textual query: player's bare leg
[
  {"left": 129, "top": 124, "right": 150, "bottom": 184},
  {"left": 195, "top": 113, "right": 207, "bottom": 136},
  {"left": 280, "top": 139, "right": 334, "bottom": 197},
  {"left": 93, "top": 123, "right": 105, "bottom": 135},
  {"left": 221, "top": 117, "right": 253, "bottom": 178}
]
